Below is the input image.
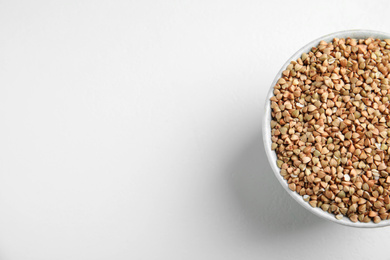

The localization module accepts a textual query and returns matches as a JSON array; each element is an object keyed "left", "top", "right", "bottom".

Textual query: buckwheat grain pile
[{"left": 270, "top": 37, "right": 390, "bottom": 223}]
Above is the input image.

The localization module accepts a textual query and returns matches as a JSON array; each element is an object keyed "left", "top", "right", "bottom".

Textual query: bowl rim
[{"left": 262, "top": 29, "right": 390, "bottom": 228}]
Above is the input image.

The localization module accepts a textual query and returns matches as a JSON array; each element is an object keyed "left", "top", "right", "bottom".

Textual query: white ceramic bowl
[{"left": 263, "top": 30, "right": 390, "bottom": 228}]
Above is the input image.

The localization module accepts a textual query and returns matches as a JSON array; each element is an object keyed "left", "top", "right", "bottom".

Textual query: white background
[{"left": 1, "top": 1, "right": 390, "bottom": 259}]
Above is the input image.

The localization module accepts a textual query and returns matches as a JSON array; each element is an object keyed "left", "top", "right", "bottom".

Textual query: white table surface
[{"left": 1, "top": 1, "right": 390, "bottom": 259}]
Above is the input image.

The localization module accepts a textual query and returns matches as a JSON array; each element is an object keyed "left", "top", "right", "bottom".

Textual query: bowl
[{"left": 263, "top": 30, "right": 390, "bottom": 227}]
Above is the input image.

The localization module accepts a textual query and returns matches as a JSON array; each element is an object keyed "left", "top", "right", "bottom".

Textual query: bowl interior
[{"left": 263, "top": 30, "right": 390, "bottom": 228}]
